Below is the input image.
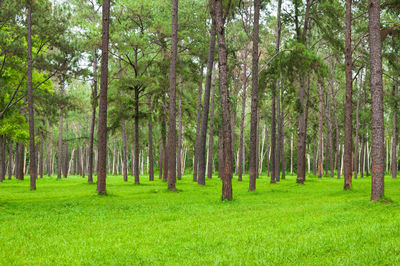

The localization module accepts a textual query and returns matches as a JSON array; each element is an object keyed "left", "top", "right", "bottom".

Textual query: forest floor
[{"left": 0, "top": 174, "right": 400, "bottom": 265}]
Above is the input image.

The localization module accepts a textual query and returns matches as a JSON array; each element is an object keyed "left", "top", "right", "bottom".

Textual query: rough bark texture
[
  {"left": 368, "top": 0, "right": 385, "bottom": 200},
  {"left": 27, "top": 4, "right": 36, "bottom": 190},
  {"left": 167, "top": 0, "right": 178, "bottom": 191},
  {"left": 96, "top": 0, "right": 111, "bottom": 195},
  {"left": 198, "top": 2, "right": 216, "bottom": 185},
  {"left": 207, "top": 67, "right": 216, "bottom": 179},
  {"left": 215, "top": 0, "right": 233, "bottom": 200},
  {"left": 249, "top": 0, "right": 261, "bottom": 191},
  {"left": 148, "top": 95, "right": 154, "bottom": 181},
  {"left": 344, "top": 0, "right": 353, "bottom": 190}
]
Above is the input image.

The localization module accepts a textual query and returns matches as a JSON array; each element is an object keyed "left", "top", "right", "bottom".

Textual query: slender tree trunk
[
  {"left": 88, "top": 50, "right": 97, "bottom": 184},
  {"left": 17, "top": 144, "right": 24, "bottom": 180},
  {"left": 215, "top": 0, "right": 233, "bottom": 200},
  {"left": 198, "top": 2, "right": 216, "bottom": 185},
  {"left": 290, "top": 133, "right": 293, "bottom": 175},
  {"left": 318, "top": 85, "right": 324, "bottom": 178},
  {"left": 279, "top": 97, "right": 285, "bottom": 179},
  {"left": 238, "top": 50, "right": 248, "bottom": 182},
  {"left": 354, "top": 71, "right": 362, "bottom": 179},
  {"left": 122, "top": 119, "right": 128, "bottom": 181},
  {"left": 392, "top": 49, "right": 398, "bottom": 179},
  {"left": 159, "top": 143, "right": 163, "bottom": 179},
  {"left": 218, "top": 127, "right": 224, "bottom": 179},
  {"left": 26, "top": 3, "right": 36, "bottom": 190},
  {"left": 39, "top": 135, "right": 44, "bottom": 179},
  {"left": 331, "top": 66, "right": 341, "bottom": 179},
  {"left": 167, "top": 0, "right": 178, "bottom": 191},
  {"left": 368, "top": 0, "right": 385, "bottom": 200},
  {"left": 177, "top": 76, "right": 183, "bottom": 180},
  {"left": 193, "top": 65, "right": 204, "bottom": 182},
  {"left": 271, "top": 89, "right": 277, "bottom": 183},
  {"left": 134, "top": 88, "right": 140, "bottom": 185},
  {"left": 0, "top": 136, "right": 5, "bottom": 182},
  {"left": 148, "top": 95, "right": 154, "bottom": 181},
  {"left": 326, "top": 84, "right": 334, "bottom": 177},
  {"left": 63, "top": 117, "right": 69, "bottom": 178},
  {"left": 8, "top": 140, "right": 12, "bottom": 179},
  {"left": 162, "top": 104, "right": 168, "bottom": 182},
  {"left": 207, "top": 64, "right": 216, "bottom": 179},
  {"left": 250, "top": 0, "right": 262, "bottom": 191},
  {"left": 361, "top": 135, "right": 365, "bottom": 177},
  {"left": 97, "top": 0, "right": 111, "bottom": 195}
]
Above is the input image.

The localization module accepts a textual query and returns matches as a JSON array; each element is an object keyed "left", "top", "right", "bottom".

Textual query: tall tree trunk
[
  {"left": 177, "top": 76, "right": 183, "bottom": 180},
  {"left": 193, "top": 65, "right": 204, "bottom": 182},
  {"left": 97, "top": 0, "right": 111, "bottom": 195},
  {"left": 58, "top": 80, "right": 64, "bottom": 180},
  {"left": 88, "top": 49, "right": 97, "bottom": 184},
  {"left": 326, "top": 84, "right": 334, "bottom": 177},
  {"left": 39, "top": 135, "right": 44, "bottom": 179},
  {"left": 162, "top": 104, "right": 168, "bottom": 182},
  {"left": 392, "top": 48, "right": 398, "bottom": 179},
  {"left": 368, "top": 0, "right": 384, "bottom": 200},
  {"left": 148, "top": 95, "right": 154, "bottom": 181},
  {"left": 344, "top": 0, "right": 353, "bottom": 189},
  {"left": 218, "top": 127, "right": 224, "bottom": 179},
  {"left": 361, "top": 136, "right": 365, "bottom": 177},
  {"left": 134, "top": 88, "right": 140, "bottom": 185},
  {"left": 354, "top": 71, "right": 363, "bottom": 179},
  {"left": 271, "top": 89, "right": 277, "bottom": 183},
  {"left": 290, "top": 133, "right": 293, "bottom": 175},
  {"left": 17, "top": 144, "right": 24, "bottom": 180},
  {"left": 27, "top": 3, "right": 36, "bottom": 190},
  {"left": 63, "top": 117, "right": 68, "bottom": 178},
  {"left": 198, "top": 2, "right": 216, "bottom": 185},
  {"left": 167, "top": 0, "right": 178, "bottom": 191},
  {"left": 159, "top": 143, "right": 163, "bottom": 179},
  {"left": 207, "top": 64, "right": 216, "bottom": 179},
  {"left": 215, "top": 0, "right": 233, "bottom": 200},
  {"left": 318, "top": 85, "right": 324, "bottom": 178},
  {"left": 122, "top": 119, "right": 128, "bottom": 181},
  {"left": 331, "top": 65, "right": 341, "bottom": 179},
  {"left": 279, "top": 95, "right": 285, "bottom": 179},
  {"left": 0, "top": 136, "right": 5, "bottom": 182},
  {"left": 238, "top": 50, "right": 248, "bottom": 182}
]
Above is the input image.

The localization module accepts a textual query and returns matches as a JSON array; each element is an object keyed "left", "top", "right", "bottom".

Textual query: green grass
[{"left": 1, "top": 174, "right": 400, "bottom": 265}]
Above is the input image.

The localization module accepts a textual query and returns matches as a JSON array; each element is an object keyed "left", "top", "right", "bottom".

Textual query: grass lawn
[{"left": 0, "top": 174, "right": 400, "bottom": 265}]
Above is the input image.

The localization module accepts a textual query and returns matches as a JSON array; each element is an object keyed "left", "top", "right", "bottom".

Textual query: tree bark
[
  {"left": 368, "top": 0, "right": 385, "bottom": 200},
  {"left": 326, "top": 83, "right": 334, "bottom": 177},
  {"left": 134, "top": 88, "right": 140, "bottom": 185},
  {"left": 8, "top": 140, "right": 12, "bottom": 179},
  {"left": 148, "top": 95, "right": 154, "bottom": 181},
  {"left": 344, "top": 0, "right": 353, "bottom": 190},
  {"left": 238, "top": 50, "right": 248, "bottom": 182},
  {"left": 63, "top": 117, "right": 68, "bottom": 178},
  {"left": 0, "top": 135, "right": 5, "bottom": 182},
  {"left": 318, "top": 85, "right": 324, "bottom": 178},
  {"left": 193, "top": 65, "right": 204, "bottom": 181},
  {"left": 27, "top": 3, "right": 36, "bottom": 190},
  {"left": 177, "top": 76, "right": 183, "bottom": 180},
  {"left": 198, "top": 2, "right": 216, "bottom": 185},
  {"left": 207, "top": 64, "right": 216, "bottom": 179},
  {"left": 354, "top": 71, "right": 363, "bottom": 179},
  {"left": 392, "top": 47, "right": 398, "bottom": 179},
  {"left": 249, "top": 4, "right": 262, "bottom": 187},
  {"left": 167, "top": 0, "right": 178, "bottom": 191},
  {"left": 218, "top": 127, "right": 224, "bottom": 179},
  {"left": 215, "top": 0, "right": 233, "bottom": 200},
  {"left": 39, "top": 135, "right": 44, "bottom": 179},
  {"left": 88, "top": 49, "right": 97, "bottom": 184},
  {"left": 96, "top": 0, "right": 111, "bottom": 195}
]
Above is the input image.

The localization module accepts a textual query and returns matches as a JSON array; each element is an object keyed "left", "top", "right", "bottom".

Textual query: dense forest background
[{"left": 0, "top": 0, "right": 399, "bottom": 200}]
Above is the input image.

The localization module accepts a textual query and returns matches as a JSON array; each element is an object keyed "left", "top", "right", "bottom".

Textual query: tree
[
  {"left": 97, "top": 0, "right": 111, "bottom": 195},
  {"left": 167, "top": 0, "right": 178, "bottom": 191},
  {"left": 249, "top": 0, "right": 261, "bottom": 191},
  {"left": 368, "top": 0, "right": 384, "bottom": 200}
]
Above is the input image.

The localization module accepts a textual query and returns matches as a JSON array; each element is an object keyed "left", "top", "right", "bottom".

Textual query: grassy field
[{"left": 0, "top": 174, "right": 400, "bottom": 265}]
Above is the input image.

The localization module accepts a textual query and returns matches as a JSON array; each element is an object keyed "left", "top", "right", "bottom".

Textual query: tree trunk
[
  {"left": 26, "top": 3, "right": 36, "bottom": 190},
  {"left": 167, "top": 0, "right": 178, "bottom": 191},
  {"left": 290, "top": 133, "right": 293, "bottom": 175},
  {"left": 0, "top": 136, "right": 5, "bottom": 182},
  {"left": 326, "top": 83, "right": 334, "bottom": 177},
  {"left": 177, "top": 76, "right": 183, "bottom": 180},
  {"left": 392, "top": 49, "right": 398, "bottom": 179},
  {"left": 368, "top": 0, "right": 384, "bottom": 200},
  {"left": 39, "top": 135, "right": 44, "bottom": 179},
  {"left": 198, "top": 3, "right": 216, "bottom": 185},
  {"left": 122, "top": 118, "right": 128, "bottom": 181},
  {"left": 17, "top": 144, "right": 24, "bottom": 180},
  {"left": 148, "top": 95, "right": 154, "bottom": 181},
  {"left": 159, "top": 143, "right": 163, "bottom": 179},
  {"left": 97, "top": 0, "right": 111, "bottom": 195},
  {"left": 318, "top": 85, "right": 324, "bottom": 178},
  {"left": 88, "top": 49, "right": 97, "bottom": 184},
  {"left": 215, "top": 0, "right": 233, "bottom": 200},
  {"left": 207, "top": 64, "right": 216, "bottom": 179},
  {"left": 134, "top": 88, "right": 140, "bottom": 185},
  {"left": 279, "top": 97, "right": 285, "bottom": 179},
  {"left": 193, "top": 64, "right": 204, "bottom": 182},
  {"left": 8, "top": 140, "right": 12, "bottom": 179},
  {"left": 271, "top": 88, "right": 277, "bottom": 183},
  {"left": 238, "top": 50, "right": 248, "bottom": 182},
  {"left": 218, "top": 127, "right": 224, "bottom": 179},
  {"left": 162, "top": 104, "right": 168, "bottom": 182},
  {"left": 245, "top": 0, "right": 260, "bottom": 191},
  {"left": 354, "top": 71, "right": 363, "bottom": 179},
  {"left": 344, "top": 0, "right": 353, "bottom": 189}
]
